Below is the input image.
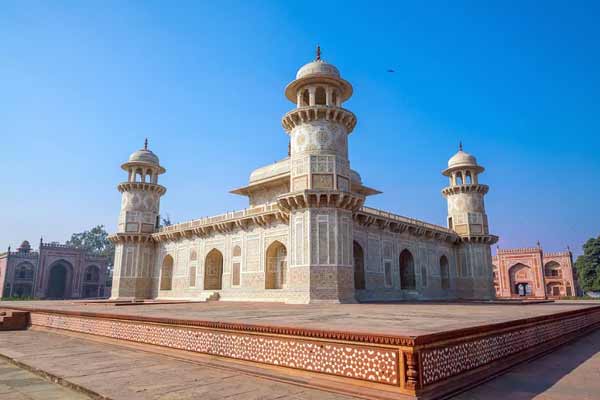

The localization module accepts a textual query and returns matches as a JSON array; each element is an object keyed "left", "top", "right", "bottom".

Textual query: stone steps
[{"left": 0, "top": 310, "right": 29, "bottom": 331}]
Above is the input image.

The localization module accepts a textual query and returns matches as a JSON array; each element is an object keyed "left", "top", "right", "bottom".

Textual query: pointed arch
[
  {"left": 353, "top": 241, "right": 366, "bottom": 290},
  {"left": 315, "top": 86, "right": 326, "bottom": 105},
  {"left": 265, "top": 241, "right": 287, "bottom": 289},
  {"left": 399, "top": 249, "right": 415, "bottom": 290},
  {"left": 160, "top": 255, "right": 174, "bottom": 290},
  {"left": 440, "top": 255, "right": 450, "bottom": 289},
  {"left": 204, "top": 249, "right": 223, "bottom": 290},
  {"left": 46, "top": 260, "right": 74, "bottom": 299}
]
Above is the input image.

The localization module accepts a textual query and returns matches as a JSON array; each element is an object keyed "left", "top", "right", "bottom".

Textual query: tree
[
  {"left": 575, "top": 235, "right": 600, "bottom": 293},
  {"left": 66, "top": 225, "right": 115, "bottom": 266}
]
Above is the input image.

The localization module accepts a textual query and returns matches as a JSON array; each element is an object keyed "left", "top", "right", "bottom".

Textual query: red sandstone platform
[{"left": 2, "top": 300, "right": 600, "bottom": 399}]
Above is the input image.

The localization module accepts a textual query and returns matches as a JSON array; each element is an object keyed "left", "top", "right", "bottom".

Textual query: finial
[
  {"left": 536, "top": 240, "right": 541, "bottom": 248},
  {"left": 316, "top": 44, "right": 321, "bottom": 61},
  {"left": 459, "top": 141, "right": 463, "bottom": 151},
  {"left": 567, "top": 245, "right": 571, "bottom": 252},
  {"left": 144, "top": 138, "right": 148, "bottom": 150}
]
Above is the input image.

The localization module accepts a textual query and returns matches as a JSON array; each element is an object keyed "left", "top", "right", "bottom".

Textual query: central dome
[{"left": 296, "top": 60, "right": 340, "bottom": 80}]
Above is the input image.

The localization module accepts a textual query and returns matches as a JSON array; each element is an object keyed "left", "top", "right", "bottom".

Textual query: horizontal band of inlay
[
  {"left": 30, "top": 312, "right": 398, "bottom": 385},
  {"left": 421, "top": 310, "right": 600, "bottom": 385}
]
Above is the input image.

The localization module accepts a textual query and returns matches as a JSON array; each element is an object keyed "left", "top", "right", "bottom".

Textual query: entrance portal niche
[
  {"left": 47, "top": 262, "right": 71, "bottom": 299},
  {"left": 400, "top": 249, "right": 416, "bottom": 290},
  {"left": 509, "top": 263, "right": 533, "bottom": 297},
  {"left": 265, "top": 241, "right": 287, "bottom": 289},
  {"left": 160, "top": 255, "right": 174, "bottom": 290},
  {"left": 353, "top": 241, "right": 365, "bottom": 290},
  {"left": 204, "top": 249, "right": 223, "bottom": 290}
]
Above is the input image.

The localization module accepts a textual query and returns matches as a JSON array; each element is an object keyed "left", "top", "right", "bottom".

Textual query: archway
[
  {"left": 266, "top": 241, "right": 287, "bottom": 289},
  {"left": 547, "top": 283, "right": 563, "bottom": 297},
  {"left": 509, "top": 263, "right": 533, "bottom": 296},
  {"left": 204, "top": 249, "right": 223, "bottom": 290},
  {"left": 47, "top": 263, "right": 69, "bottom": 299},
  {"left": 82, "top": 265, "right": 101, "bottom": 298},
  {"left": 160, "top": 255, "right": 174, "bottom": 290},
  {"left": 440, "top": 255, "right": 450, "bottom": 289},
  {"left": 544, "top": 261, "right": 562, "bottom": 278},
  {"left": 353, "top": 241, "right": 365, "bottom": 290},
  {"left": 400, "top": 250, "right": 416, "bottom": 290}
]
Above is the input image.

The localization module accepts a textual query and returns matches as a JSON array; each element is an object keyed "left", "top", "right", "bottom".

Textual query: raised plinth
[
  {"left": 281, "top": 106, "right": 357, "bottom": 133},
  {"left": 4, "top": 301, "right": 600, "bottom": 399}
]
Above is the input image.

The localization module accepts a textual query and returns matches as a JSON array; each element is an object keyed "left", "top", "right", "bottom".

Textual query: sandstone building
[
  {"left": 0, "top": 240, "right": 109, "bottom": 299},
  {"left": 110, "top": 49, "right": 498, "bottom": 303},
  {"left": 492, "top": 246, "right": 578, "bottom": 298}
]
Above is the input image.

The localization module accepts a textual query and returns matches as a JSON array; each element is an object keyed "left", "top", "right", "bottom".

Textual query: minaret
[
  {"left": 278, "top": 47, "right": 363, "bottom": 303},
  {"left": 109, "top": 139, "right": 166, "bottom": 299},
  {"left": 442, "top": 144, "right": 498, "bottom": 298}
]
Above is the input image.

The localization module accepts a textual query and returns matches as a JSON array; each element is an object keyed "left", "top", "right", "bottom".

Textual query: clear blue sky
[{"left": 1, "top": 1, "right": 599, "bottom": 255}]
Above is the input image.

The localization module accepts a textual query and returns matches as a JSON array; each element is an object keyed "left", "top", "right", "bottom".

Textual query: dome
[
  {"left": 249, "top": 158, "right": 290, "bottom": 183},
  {"left": 296, "top": 60, "right": 340, "bottom": 80},
  {"left": 18, "top": 240, "right": 31, "bottom": 252},
  {"left": 448, "top": 150, "right": 477, "bottom": 169},
  {"left": 350, "top": 169, "right": 362, "bottom": 184},
  {"left": 128, "top": 149, "right": 159, "bottom": 165}
]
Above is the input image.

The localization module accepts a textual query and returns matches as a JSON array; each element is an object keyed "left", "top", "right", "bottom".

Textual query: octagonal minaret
[
  {"left": 109, "top": 139, "right": 166, "bottom": 299},
  {"left": 442, "top": 143, "right": 497, "bottom": 298},
  {"left": 278, "top": 47, "right": 365, "bottom": 303}
]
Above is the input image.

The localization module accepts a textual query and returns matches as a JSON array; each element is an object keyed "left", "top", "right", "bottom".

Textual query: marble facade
[{"left": 110, "top": 49, "right": 498, "bottom": 303}]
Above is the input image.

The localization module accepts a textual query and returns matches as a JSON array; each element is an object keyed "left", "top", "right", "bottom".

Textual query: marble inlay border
[
  {"left": 421, "top": 310, "right": 600, "bottom": 385},
  {"left": 29, "top": 312, "right": 399, "bottom": 386}
]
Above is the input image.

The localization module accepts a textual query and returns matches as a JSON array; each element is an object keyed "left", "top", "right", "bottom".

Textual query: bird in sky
[{"left": 387, "top": 69, "right": 395, "bottom": 73}]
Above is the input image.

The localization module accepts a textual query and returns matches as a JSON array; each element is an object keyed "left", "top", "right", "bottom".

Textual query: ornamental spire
[
  {"left": 459, "top": 141, "right": 463, "bottom": 151},
  {"left": 316, "top": 44, "right": 321, "bottom": 61},
  {"left": 144, "top": 138, "right": 148, "bottom": 150}
]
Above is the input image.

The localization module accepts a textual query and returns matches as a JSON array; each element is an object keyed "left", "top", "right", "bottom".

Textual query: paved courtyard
[{"left": 0, "top": 358, "right": 90, "bottom": 400}]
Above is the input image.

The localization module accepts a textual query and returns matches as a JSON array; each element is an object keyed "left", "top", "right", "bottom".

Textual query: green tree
[
  {"left": 66, "top": 225, "right": 115, "bottom": 266},
  {"left": 575, "top": 235, "right": 600, "bottom": 292}
]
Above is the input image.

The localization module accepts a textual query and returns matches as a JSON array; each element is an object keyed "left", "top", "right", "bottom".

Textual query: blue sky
[{"left": 1, "top": 1, "right": 598, "bottom": 255}]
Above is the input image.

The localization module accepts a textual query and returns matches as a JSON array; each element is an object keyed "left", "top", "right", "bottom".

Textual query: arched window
[
  {"left": 146, "top": 169, "right": 153, "bottom": 183},
  {"left": 232, "top": 245, "right": 242, "bottom": 257},
  {"left": 84, "top": 265, "right": 100, "bottom": 282},
  {"left": 265, "top": 241, "right": 287, "bottom": 289},
  {"left": 400, "top": 250, "right": 416, "bottom": 290},
  {"left": 160, "top": 255, "right": 174, "bottom": 290},
  {"left": 331, "top": 90, "right": 338, "bottom": 106},
  {"left": 15, "top": 263, "right": 34, "bottom": 280},
  {"left": 315, "top": 87, "right": 326, "bottom": 105},
  {"left": 204, "top": 249, "right": 223, "bottom": 290},
  {"left": 440, "top": 256, "right": 450, "bottom": 289},
  {"left": 544, "top": 261, "right": 562, "bottom": 278},
  {"left": 353, "top": 241, "right": 365, "bottom": 290},
  {"left": 135, "top": 168, "right": 143, "bottom": 182},
  {"left": 301, "top": 89, "right": 310, "bottom": 107},
  {"left": 190, "top": 249, "right": 197, "bottom": 261},
  {"left": 465, "top": 171, "right": 472, "bottom": 184},
  {"left": 455, "top": 171, "right": 463, "bottom": 185}
]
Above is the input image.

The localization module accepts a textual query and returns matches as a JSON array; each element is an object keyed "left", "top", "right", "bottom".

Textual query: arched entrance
[
  {"left": 400, "top": 249, "right": 416, "bottom": 290},
  {"left": 440, "top": 255, "right": 450, "bottom": 289},
  {"left": 160, "top": 255, "right": 174, "bottom": 290},
  {"left": 82, "top": 265, "right": 101, "bottom": 298},
  {"left": 204, "top": 249, "right": 223, "bottom": 290},
  {"left": 509, "top": 263, "right": 533, "bottom": 297},
  {"left": 353, "top": 241, "right": 365, "bottom": 290},
  {"left": 47, "top": 263, "right": 69, "bottom": 299},
  {"left": 265, "top": 241, "right": 287, "bottom": 289}
]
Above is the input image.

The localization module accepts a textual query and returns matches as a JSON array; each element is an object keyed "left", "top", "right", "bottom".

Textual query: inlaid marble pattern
[
  {"left": 421, "top": 311, "right": 600, "bottom": 385},
  {"left": 30, "top": 312, "right": 398, "bottom": 385}
]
